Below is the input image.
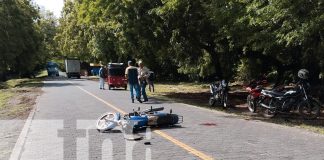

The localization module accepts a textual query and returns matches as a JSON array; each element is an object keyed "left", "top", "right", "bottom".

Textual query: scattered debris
[{"left": 144, "top": 142, "right": 151, "bottom": 145}]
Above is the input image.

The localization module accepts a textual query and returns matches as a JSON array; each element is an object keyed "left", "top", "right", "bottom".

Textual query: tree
[{"left": 0, "top": 0, "right": 44, "bottom": 79}]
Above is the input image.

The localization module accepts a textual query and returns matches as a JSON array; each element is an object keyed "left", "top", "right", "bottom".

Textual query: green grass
[
  {"left": 36, "top": 70, "right": 48, "bottom": 78},
  {"left": 3, "top": 78, "right": 43, "bottom": 88},
  {"left": 0, "top": 91, "right": 14, "bottom": 110},
  {"left": 147, "top": 82, "right": 209, "bottom": 96},
  {"left": 299, "top": 124, "right": 324, "bottom": 135},
  {"left": 0, "top": 70, "right": 45, "bottom": 119},
  {"left": 0, "top": 70, "right": 46, "bottom": 89}
]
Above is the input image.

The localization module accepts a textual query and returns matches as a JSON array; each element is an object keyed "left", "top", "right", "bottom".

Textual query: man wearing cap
[
  {"left": 125, "top": 61, "right": 142, "bottom": 103},
  {"left": 138, "top": 60, "right": 150, "bottom": 102}
]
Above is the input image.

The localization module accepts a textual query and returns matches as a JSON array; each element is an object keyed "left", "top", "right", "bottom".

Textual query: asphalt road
[{"left": 9, "top": 77, "right": 324, "bottom": 160}]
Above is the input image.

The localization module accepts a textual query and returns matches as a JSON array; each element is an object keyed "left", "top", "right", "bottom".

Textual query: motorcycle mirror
[
  {"left": 170, "top": 109, "right": 172, "bottom": 114},
  {"left": 138, "top": 107, "right": 140, "bottom": 111}
]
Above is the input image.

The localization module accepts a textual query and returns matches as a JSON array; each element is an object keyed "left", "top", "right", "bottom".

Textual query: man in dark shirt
[{"left": 125, "top": 61, "right": 142, "bottom": 103}]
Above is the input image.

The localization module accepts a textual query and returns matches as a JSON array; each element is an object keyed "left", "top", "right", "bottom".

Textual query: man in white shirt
[{"left": 138, "top": 60, "right": 149, "bottom": 102}]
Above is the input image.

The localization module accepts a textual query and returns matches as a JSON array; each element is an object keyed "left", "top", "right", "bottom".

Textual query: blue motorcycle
[{"left": 96, "top": 107, "right": 183, "bottom": 133}]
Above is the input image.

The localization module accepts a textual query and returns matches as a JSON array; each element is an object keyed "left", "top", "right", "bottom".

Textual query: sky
[{"left": 32, "top": 0, "right": 64, "bottom": 18}]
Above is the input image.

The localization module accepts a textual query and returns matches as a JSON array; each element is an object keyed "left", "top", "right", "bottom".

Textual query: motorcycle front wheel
[
  {"left": 298, "top": 99, "right": 321, "bottom": 120},
  {"left": 247, "top": 95, "right": 256, "bottom": 113},
  {"left": 222, "top": 92, "right": 228, "bottom": 108},
  {"left": 260, "top": 97, "right": 276, "bottom": 118},
  {"left": 209, "top": 96, "right": 216, "bottom": 106},
  {"left": 96, "top": 113, "right": 118, "bottom": 132}
]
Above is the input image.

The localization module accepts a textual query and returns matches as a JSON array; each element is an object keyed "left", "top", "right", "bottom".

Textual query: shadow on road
[
  {"left": 133, "top": 125, "right": 185, "bottom": 134},
  {"left": 40, "top": 76, "right": 85, "bottom": 87},
  {"left": 142, "top": 101, "right": 163, "bottom": 105},
  {"left": 101, "top": 129, "right": 123, "bottom": 133},
  {"left": 43, "top": 82, "right": 83, "bottom": 88}
]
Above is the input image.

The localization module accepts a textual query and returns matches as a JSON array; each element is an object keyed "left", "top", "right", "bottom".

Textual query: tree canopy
[
  {"left": 54, "top": 0, "right": 323, "bottom": 82},
  {"left": 1, "top": 0, "right": 323, "bottom": 83},
  {"left": 0, "top": 0, "right": 58, "bottom": 80}
]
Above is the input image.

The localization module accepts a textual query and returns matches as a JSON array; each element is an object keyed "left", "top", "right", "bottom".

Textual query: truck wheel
[
  {"left": 124, "top": 86, "right": 127, "bottom": 90},
  {"left": 108, "top": 85, "right": 111, "bottom": 90}
]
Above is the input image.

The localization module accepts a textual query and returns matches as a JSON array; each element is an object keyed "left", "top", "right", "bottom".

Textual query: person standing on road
[
  {"left": 99, "top": 65, "right": 107, "bottom": 90},
  {"left": 138, "top": 60, "right": 149, "bottom": 102},
  {"left": 125, "top": 61, "right": 142, "bottom": 103}
]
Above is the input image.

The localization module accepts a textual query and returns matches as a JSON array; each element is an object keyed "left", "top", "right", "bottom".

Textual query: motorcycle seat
[{"left": 262, "top": 90, "right": 285, "bottom": 97}]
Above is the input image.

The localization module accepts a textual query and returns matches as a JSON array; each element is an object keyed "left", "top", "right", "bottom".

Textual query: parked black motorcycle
[
  {"left": 258, "top": 69, "right": 320, "bottom": 119},
  {"left": 209, "top": 80, "right": 229, "bottom": 108}
]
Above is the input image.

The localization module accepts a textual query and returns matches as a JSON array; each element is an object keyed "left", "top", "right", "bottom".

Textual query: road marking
[
  {"left": 76, "top": 86, "right": 126, "bottom": 114},
  {"left": 73, "top": 84, "right": 214, "bottom": 160},
  {"left": 9, "top": 98, "right": 38, "bottom": 160},
  {"left": 153, "top": 130, "right": 213, "bottom": 160}
]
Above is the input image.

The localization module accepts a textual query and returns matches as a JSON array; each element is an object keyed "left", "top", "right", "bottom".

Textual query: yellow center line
[
  {"left": 72, "top": 83, "right": 214, "bottom": 160},
  {"left": 76, "top": 86, "right": 127, "bottom": 114}
]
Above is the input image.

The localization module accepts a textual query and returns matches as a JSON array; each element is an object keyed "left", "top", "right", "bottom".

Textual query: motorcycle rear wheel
[
  {"left": 298, "top": 99, "right": 321, "bottom": 120},
  {"left": 247, "top": 95, "right": 256, "bottom": 113}
]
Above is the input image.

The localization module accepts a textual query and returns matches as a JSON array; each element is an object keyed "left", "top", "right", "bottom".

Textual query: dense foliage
[
  {"left": 1, "top": 0, "right": 323, "bottom": 83},
  {"left": 55, "top": 0, "right": 323, "bottom": 82},
  {"left": 0, "top": 0, "right": 57, "bottom": 80}
]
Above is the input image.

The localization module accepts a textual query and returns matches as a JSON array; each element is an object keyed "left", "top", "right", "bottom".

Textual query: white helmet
[{"left": 298, "top": 69, "right": 309, "bottom": 80}]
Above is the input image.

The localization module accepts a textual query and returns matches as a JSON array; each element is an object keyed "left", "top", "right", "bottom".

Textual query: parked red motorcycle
[{"left": 245, "top": 79, "right": 268, "bottom": 113}]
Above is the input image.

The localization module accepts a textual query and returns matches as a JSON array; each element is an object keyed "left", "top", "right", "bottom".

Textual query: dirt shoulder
[
  {"left": 147, "top": 82, "right": 324, "bottom": 134},
  {"left": 0, "top": 78, "right": 43, "bottom": 120},
  {"left": 0, "top": 76, "right": 44, "bottom": 160}
]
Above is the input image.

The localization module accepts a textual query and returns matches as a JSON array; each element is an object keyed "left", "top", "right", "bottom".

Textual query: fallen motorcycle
[
  {"left": 209, "top": 80, "right": 229, "bottom": 108},
  {"left": 96, "top": 107, "right": 183, "bottom": 133}
]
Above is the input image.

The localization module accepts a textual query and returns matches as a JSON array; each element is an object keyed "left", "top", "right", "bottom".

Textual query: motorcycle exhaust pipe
[{"left": 260, "top": 103, "right": 272, "bottom": 109}]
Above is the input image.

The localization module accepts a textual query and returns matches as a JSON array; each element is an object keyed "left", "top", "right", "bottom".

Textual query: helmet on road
[{"left": 298, "top": 69, "right": 309, "bottom": 80}]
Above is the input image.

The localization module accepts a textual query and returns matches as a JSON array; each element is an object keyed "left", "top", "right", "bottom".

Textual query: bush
[{"left": 235, "top": 58, "right": 262, "bottom": 83}]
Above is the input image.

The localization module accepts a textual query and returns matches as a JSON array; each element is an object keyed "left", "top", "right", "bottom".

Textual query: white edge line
[{"left": 9, "top": 89, "right": 40, "bottom": 160}]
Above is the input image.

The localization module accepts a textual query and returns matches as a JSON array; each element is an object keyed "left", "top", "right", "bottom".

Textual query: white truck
[{"left": 65, "top": 59, "right": 81, "bottom": 78}]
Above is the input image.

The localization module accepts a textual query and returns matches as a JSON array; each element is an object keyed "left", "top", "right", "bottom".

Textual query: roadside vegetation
[{"left": 0, "top": 71, "right": 46, "bottom": 119}]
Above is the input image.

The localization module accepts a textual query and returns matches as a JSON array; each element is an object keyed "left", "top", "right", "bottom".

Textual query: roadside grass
[
  {"left": 0, "top": 91, "right": 14, "bottom": 110},
  {"left": 0, "top": 70, "right": 45, "bottom": 119},
  {"left": 147, "top": 82, "right": 324, "bottom": 135}
]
